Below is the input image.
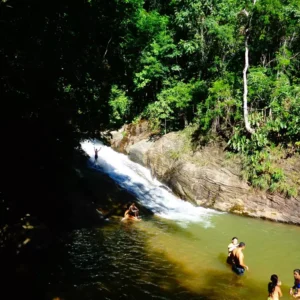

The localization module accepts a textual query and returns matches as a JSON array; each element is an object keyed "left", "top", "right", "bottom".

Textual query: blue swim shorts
[{"left": 232, "top": 265, "right": 245, "bottom": 275}]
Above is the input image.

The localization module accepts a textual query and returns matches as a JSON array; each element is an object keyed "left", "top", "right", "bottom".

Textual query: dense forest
[{"left": 1, "top": 0, "right": 300, "bottom": 274}]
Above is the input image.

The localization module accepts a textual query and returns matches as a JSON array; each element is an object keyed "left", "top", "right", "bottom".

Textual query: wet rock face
[
  {"left": 109, "top": 120, "right": 152, "bottom": 154},
  {"left": 109, "top": 123, "right": 300, "bottom": 225}
]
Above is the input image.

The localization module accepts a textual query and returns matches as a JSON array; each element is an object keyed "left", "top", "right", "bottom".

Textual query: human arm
[
  {"left": 290, "top": 282, "right": 297, "bottom": 295},
  {"left": 238, "top": 253, "right": 249, "bottom": 270},
  {"left": 293, "top": 290, "right": 300, "bottom": 298},
  {"left": 276, "top": 286, "right": 282, "bottom": 297}
]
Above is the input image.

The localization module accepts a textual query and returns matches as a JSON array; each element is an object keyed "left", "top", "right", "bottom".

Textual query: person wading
[
  {"left": 230, "top": 242, "right": 249, "bottom": 275},
  {"left": 268, "top": 274, "right": 282, "bottom": 300},
  {"left": 290, "top": 269, "right": 300, "bottom": 298}
]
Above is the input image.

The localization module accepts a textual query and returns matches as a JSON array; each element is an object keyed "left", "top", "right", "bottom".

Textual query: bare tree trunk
[
  {"left": 243, "top": 35, "right": 255, "bottom": 134},
  {"left": 183, "top": 113, "right": 188, "bottom": 128},
  {"left": 241, "top": 2, "right": 257, "bottom": 135}
]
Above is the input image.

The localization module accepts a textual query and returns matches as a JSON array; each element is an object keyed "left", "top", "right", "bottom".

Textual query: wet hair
[
  {"left": 232, "top": 237, "right": 238, "bottom": 241},
  {"left": 268, "top": 274, "right": 278, "bottom": 295},
  {"left": 238, "top": 242, "right": 245, "bottom": 247}
]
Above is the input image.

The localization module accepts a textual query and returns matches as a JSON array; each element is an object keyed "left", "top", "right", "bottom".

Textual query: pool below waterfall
[{"left": 45, "top": 140, "right": 300, "bottom": 300}]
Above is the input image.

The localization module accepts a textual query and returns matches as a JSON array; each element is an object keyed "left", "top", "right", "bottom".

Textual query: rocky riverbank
[{"left": 107, "top": 121, "right": 300, "bottom": 225}]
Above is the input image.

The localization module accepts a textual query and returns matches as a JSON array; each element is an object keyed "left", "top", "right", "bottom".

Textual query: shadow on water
[
  {"left": 44, "top": 223, "right": 209, "bottom": 300},
  {"left": 43, "top": 219, "right": 269, "bottom": 300},
  {"left": 199, "top": 268, "right": 268, "bottom": 300}
]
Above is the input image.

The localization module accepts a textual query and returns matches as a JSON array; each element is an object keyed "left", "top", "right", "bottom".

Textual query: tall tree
[{"left": 240, "top": 1, "right": 257, "bottom": 134}]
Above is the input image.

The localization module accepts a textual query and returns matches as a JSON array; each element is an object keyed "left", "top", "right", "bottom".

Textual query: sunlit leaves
[{"left": 109, "top": 85, "right": 132, "bottom": 127}]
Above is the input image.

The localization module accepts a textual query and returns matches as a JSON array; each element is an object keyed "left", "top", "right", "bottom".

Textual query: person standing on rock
[
  {"left": 94, "top": 147, "right": 101, "bottom": 160},
  {"left": 230, "top": 242, "right": 249, "bottom": 275}
]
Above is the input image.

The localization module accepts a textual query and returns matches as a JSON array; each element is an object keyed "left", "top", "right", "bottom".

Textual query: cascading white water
[{"left": 81, "top": 140, "right": 221, "bottom": 227}]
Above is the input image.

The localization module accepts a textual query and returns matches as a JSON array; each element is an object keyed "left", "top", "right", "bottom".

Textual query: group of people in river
[{"left": 226, "top": 237, "right": 300, "bottom": 299}]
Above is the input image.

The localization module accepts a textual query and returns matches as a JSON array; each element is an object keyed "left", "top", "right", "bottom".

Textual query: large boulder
[
  {"left": 128, "top": 139, "right": 153, "bottom": 166},
  {"left": 109, "top": 124, "right": 300, "bottom": 224}
]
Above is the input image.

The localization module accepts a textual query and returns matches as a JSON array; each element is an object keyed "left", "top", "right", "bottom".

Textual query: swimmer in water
[
  {"left": 129, "top": 202, "right": 139, "bottom": 217},
  {"left": 122, "top": 209, "right": 140, "bottom": 221},
  {"left": 290, "top": 269, "right": 300, "bottom": 298},
  {"left": 268, "top": 274, "right": 282, "bottom": 300}
]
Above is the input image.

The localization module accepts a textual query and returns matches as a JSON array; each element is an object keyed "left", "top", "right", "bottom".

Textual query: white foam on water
[{"left": 81, "top": 139, "right": 222, "bottom": 227}]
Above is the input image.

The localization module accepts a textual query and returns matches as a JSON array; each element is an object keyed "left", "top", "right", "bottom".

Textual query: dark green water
[{"left": 45, "top": 213, "right": 300, "bottom": 300}]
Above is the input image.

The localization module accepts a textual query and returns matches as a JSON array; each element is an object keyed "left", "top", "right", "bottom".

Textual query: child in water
[
  {"left": 267, "top": 274, "right": 282, "bottom": 300},
  {"left": 226, "top": 237, "right": 238, "bottom": 264}
]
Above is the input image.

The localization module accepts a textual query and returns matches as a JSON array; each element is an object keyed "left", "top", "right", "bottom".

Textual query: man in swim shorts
[{"left": 230, "top": 242, "right": 249, "bottom": 275}]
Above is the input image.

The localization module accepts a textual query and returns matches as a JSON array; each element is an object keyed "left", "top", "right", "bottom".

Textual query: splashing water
[{"left": 81, "top": 139, "right": 221, "bottom": 227}]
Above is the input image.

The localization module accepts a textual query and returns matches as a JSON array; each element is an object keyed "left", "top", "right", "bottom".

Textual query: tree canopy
[{"left": 1, "top": 0, "right": 300, "bottom": 238}]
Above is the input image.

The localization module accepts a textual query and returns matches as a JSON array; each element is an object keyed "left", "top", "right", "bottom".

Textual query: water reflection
[{"left": 44, "top": 206, "right": 300, "bottom": 300}]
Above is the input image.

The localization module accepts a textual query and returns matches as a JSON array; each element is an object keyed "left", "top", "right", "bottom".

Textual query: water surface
[{"left": 46, "top": 141, "right": 300, "bottom": 300}]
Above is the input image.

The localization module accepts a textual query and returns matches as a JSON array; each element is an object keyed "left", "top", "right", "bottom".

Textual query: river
[{"left": 46, "top": 140, "right": 300, "bottom": 300}]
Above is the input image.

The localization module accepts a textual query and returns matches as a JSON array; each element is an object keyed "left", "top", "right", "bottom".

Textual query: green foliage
[
  {"left": 196, "top": 74, "right": 242, "bottom": 137},
  {"left": 229, "top": 128, "right": 297, "bottom": 197},
  {"left": 109, "top": 86, "right": 132, "bottom": 127},
  {"left": 143, "top": 81, "right": 195, "bottom": 133},
  {"left": 266, "top": 75, "right": 300, "bottom": 145},
  {"left": 3, "top": 0, "right": 300, "bottom": 241}
]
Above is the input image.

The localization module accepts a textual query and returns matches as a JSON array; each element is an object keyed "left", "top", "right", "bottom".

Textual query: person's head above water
[
  {"left": 238, "top": 242, "right": 246, "bottom": 248},
  {"left": 294, "top": 269, "right": 300, "bottom": 280},
  {"left": 231, "top": 237, "right": 238, "bottom": 244},
  {"left": 270, "top": 274, "right": 279, "bottom": 283}
]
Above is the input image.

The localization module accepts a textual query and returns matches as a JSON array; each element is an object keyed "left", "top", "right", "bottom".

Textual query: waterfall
[{"left": 81, "top": 140, "right": 221, "bottom": 227}]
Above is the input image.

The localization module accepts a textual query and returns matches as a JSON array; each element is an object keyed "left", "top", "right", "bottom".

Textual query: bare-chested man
[{"left": 230, "top": 242, "right": 249, "bottom": 275}]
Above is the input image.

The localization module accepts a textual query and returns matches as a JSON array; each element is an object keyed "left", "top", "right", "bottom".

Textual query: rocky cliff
[{"left": 108, "top": 122, "right": 300, "bottom": 225}]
